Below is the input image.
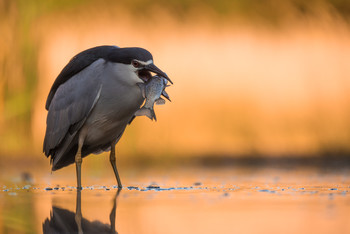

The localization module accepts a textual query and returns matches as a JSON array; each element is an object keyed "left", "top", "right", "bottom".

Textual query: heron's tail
[
  {"left": 134, "top": 107, "right": 156, "bottom": 121},
  {"left": 51, "top": 145, "right": 78, "bottom": 171}
]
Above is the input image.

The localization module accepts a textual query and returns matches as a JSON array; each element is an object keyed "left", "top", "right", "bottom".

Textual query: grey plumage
[
  {"left": 43, "top": 45, "right": 171, "bottom": 178},
  {"left": 44, "top": 59, "right": 105, "bottom": 170}
]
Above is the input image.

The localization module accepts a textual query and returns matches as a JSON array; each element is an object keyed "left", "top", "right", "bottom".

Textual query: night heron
[{"left": 43, "top": 45, "right": 171, "bottom": 189}]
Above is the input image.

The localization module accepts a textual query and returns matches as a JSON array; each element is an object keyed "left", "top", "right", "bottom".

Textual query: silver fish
[{"left": 135, "top": 75, "right": 171, "bottom": 121}]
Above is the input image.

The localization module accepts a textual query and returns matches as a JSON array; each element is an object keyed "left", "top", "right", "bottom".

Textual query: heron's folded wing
[
  {"left": 43, "top": 59, "right": 105, "bottom": 156},
  {"left": 45, "top": 45, "right": 119, "bottom": 110}
]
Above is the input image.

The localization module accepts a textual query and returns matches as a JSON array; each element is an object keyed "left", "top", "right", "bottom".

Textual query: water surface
[{"left": 1, "top": 165, "right": 349, "bottom": 233}]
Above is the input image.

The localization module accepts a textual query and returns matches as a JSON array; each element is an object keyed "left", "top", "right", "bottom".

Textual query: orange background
[{"left": 1, "top": 0, "right": 350, "bottom": 162}]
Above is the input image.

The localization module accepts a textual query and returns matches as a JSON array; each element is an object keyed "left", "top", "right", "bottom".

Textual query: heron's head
[{"left": 110, "top": 47, "right": 172, "bottom": 84}]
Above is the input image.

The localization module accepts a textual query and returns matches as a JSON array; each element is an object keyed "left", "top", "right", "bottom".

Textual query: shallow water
[{"left": 1, "top": 165, "right": 350, "bottom": 234}]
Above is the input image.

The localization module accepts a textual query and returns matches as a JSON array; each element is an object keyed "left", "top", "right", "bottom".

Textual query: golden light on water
[{"left": 2, "top": 166, "right": 350, "bottom": 234}]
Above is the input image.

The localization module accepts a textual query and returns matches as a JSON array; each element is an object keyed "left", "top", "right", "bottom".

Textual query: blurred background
[{"left": 1, "top": 0, "right": 350, "bottom": 168}]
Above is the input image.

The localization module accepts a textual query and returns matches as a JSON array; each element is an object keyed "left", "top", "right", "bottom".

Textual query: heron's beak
[{"left": 145, "top": 63, "right": 173, "bottom": 84}]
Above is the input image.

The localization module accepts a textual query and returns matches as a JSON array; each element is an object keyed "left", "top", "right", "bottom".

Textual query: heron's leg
[
  {"left": 75, "top": 189, "right": 83, "bottom": 234},
  {"left": 110, "top": 144, "right": 122, "bottom": 188},
  {"left": 75, "top": 137, "right": 84, "bottom": 190},
  {"left": 110, "top": 188, "right": 122, "bottom": 233}
]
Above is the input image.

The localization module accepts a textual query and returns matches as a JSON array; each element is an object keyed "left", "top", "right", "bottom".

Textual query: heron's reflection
[{"left": 43, "top": 189, "right": 121, "bottom": 233}]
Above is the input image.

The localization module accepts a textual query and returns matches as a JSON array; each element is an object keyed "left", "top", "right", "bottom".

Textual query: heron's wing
[
  {"left": 43, "top": 59, "right": 105, "bottom": 158},
  {"left": 45, "top": 45, "right": 119, "bottom": 110}
]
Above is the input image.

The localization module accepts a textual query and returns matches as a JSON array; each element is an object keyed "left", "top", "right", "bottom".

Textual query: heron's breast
[{"left": 83, "top": 84, "right": 143, "bottom": 145}]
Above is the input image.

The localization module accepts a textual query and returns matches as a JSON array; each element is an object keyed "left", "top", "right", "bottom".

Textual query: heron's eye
[{"left": 132, "top": 60, "right": 140, "bottom": 68}]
